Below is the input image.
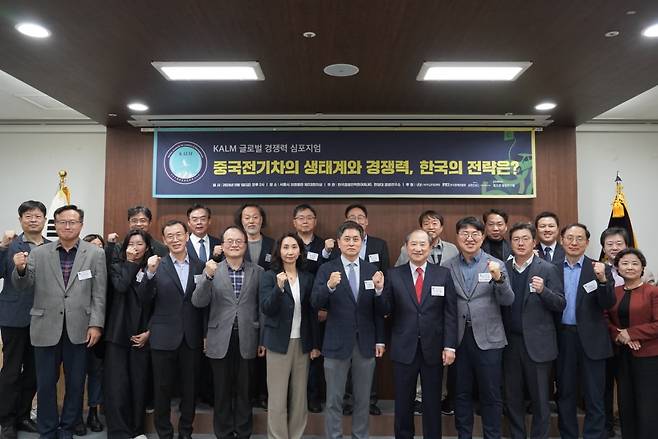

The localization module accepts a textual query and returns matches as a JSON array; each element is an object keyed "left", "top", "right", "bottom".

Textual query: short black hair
[
  {"left": 600, "top": 227, "right": 630, "bottom": 247},
  {"left": 221, "top": 225, "right": 248, "bottom": 243},
  {"left": 270, "top": 233, "right": 306, "bottom": 272},
  {"left": 344, "top": 203, "right": 368, "bottom": 218},
  {"left": 161, "top": 219, "right": 188, "bottom": 236},
  {"left": 534, "top": 211, "right": 560, "bottom": 228},
  {"left": 509, "top": 222, "right": 537, "bottom": 240},
  {"left": 560, "top": 223, "right": 591, "bottom": 240},
  {"left": 293, "top": 204, "right": 316, "bottom": 218},
  {"left": 120, "top": 229, "right": 154, "bottom": 268},
  {"left": 455, "top": 216, "right": 485, "bottom": 233},
  {"left": 83, "top": 234, "right": 105, "bottom": 247},
  {"left": 337, "top": 220, "right": 364, "bottom": 240},
  {"left": 186, "top": 204, "right": 212, "bottom": 218},
  {"left": 54, "top": 205, "right": 84, "bottom": 222},
  {"left": 418, "top": 210, "right": 444, "bottom": 227},
  {"left": 127, "top": 206, "right": 152, "bottom": 222},
  {"left": 613, "top": 247, "right": 646, "bottom": 269},
  {"left": 235, "top": 204, "right": 267, "bottom": 228},
  {"left": 18, "top": 200, "right": 46, "bottom": 217},
  {"left": 483, "top": 208, "right": 509, "bottom": 224}
]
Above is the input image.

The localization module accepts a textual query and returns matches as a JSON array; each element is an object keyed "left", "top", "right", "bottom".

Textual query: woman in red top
[{"left": 606, "top": 248, "right": 658, "bottom": 439}]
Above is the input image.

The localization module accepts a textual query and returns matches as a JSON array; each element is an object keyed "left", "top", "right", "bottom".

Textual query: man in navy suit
[
  {"left": 311, "top": 221, "right": 385, "bottom": 439},
  {"left": 534, "top": 211, "right": 565, "bottom": 265},
  {"left": 186, "top": 204, "right": 221, "bottom": 263},
  {"left": 0, "top": 201, "right": 49, "bottom": 439},
  {"left": 380, "top": 229, "right": 457, "bottom": 439}
]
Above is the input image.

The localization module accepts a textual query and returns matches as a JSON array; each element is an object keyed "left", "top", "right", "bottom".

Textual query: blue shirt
[
  {"left": 170, "top": 254, "right": 190, "bottom": 293},
  {"left": 561, "top": 255, "right": 584, "bottom": 325},
  {"left": 458, "top": 250, "right": 482, "bottom": 293}
]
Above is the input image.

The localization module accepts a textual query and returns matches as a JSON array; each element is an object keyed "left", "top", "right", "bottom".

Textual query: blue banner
[{"left": 153, "top": 128, "right": 536, "bottom": 198}]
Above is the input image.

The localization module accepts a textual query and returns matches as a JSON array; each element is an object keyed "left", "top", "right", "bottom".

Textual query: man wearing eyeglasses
[
  {"left": 555, "top": 224, "right": 615, "bottom": 439},
  {"left": 107, "top": 206, "right": 168, "bottom": 258},
  {"left": 12, "top": 205, "right": 106, "bottom": 439},
  {"left": 191, "top": 225, "right": 265, "bottom": 439},
  {"left": 442, "top": 216, "right": 514, "bottom": 439},
  {"left": 138, "top": 220, "right": 206, "bottom": 439}
]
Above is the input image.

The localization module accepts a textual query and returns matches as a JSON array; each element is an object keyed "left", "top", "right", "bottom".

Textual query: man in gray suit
[
  {"left": 502, "top": 223, "right": 565, "bottom": 439},
  {"left": 192, "top": 225, "right": 264, "bottom": 439},
  {"left": 12, "top": 205, "right": 106, "bottom": 439},
  {"left": 443, "top": 216, "right": 514, "bottom": 439}
]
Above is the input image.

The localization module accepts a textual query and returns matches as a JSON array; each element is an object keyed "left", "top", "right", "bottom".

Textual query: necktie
[
  {"left": 198, "top": 238, "right": 207, "bottom": 262},
  {"left": 348, "top": 263, "right": 358, "bottom": 300},
  {"left": 415, "top": 267, "right": 424, "bottom": 303},
  {"left": 544, "top": 246, "right": 552, "bottom": 262}
]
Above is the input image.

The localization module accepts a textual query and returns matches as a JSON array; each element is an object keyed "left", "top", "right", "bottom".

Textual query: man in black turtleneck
[{"left": 481, "top": 208, "right": 512, "bottom": 262}]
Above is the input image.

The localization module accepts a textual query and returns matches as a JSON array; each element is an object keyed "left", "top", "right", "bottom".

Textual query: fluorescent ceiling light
[
  {"left": 15, "top": 22, "right": 51, "bottom": 38},
  {"left": 152, "top": 61, "right": 264, "bottom": 81},
  {"left": 127, "top": 102, "right": 149, "bottom": 112},
  {"left": 417, "top": 62, "right": 532, "bottom": 81},
  {"left": 535, "top": 102, "right": 556, "bottom": 111},
  {"left": 642, "top": 23, "right": 658, "bottom": 37}
]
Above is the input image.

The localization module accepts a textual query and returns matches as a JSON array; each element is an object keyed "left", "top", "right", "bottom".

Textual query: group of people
[{"left": 0, "top": 200, "right": 656, "bottom": 439}]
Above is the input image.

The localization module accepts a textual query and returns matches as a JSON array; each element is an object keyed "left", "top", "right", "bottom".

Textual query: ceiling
[{"left": 1, "top": 1, "right": 658, "bottom": 128}]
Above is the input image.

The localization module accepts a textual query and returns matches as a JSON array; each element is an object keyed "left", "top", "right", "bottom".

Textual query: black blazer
[
  {"left": 381, "top": 262, "right": 457, "bottom": 365},
  {"left": 260, "top": 269, "right": 319, "bottom": 354},
  {"left": 502, "top": 257, "right": 566, "bottom": 362},
  {"left": 556, "top": 255, "right": 616, "bottom": 360},
  {"left": 106, "top": 260, "right": 153, "bottom": 346},
  {"left": 535, "top": 242, "right": 566, "bottom": 266},
  {"left": 481, "top": 237, "right": 512, "bottom": 261},
  {"left": 329, "top": 235, "right": 390, "bottom": 272},
  {"left": 186, "top": 234, "right": 221, "bottom": 263},
  {"left": 300, "top": 234, "right": 327, "bottom": 275},
  {"left": 311, "top": 257, "right": 385, "bottom": 360},
  {"left": 138, "top": 255, "right": 206, "bottom": 351},
  {"left": 245, "top": 234, "right": 275, "bottom": 272}
]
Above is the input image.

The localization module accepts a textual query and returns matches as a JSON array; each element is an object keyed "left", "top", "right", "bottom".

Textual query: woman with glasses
[{"left": 259, "top": 233, "right": 320, "bottom": 439}]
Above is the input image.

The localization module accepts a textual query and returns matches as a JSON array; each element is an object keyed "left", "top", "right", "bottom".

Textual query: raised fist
[
  {"left": 324, "top": 238, "right": 335, "bottom": 253},
  {"left": 147, "top": 255, "right": 161, "bottom": 273},
  {"left": 107, "top": 233, "right": 119, "bottom": 244},
  {"left": 327, "top": 271, "right": 342, "bottom": 289},
  {"left": 13, "top": 251, "right": 28, "bottom": 272},
  {"left": 204, "top": 259, "right": 218, "bottom": 278},
  {"left": 1, "top": 230, "right": 16, "bottom": 248}
]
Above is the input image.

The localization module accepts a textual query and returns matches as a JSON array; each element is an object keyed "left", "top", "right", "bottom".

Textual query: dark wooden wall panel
[{"left": 104, "top": 125, "right": 578, "bottom": 398}]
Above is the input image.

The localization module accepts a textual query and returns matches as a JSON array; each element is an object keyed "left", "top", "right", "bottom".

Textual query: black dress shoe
[
  {"left": 178, "top": 432, "right": 193, "bottom": 439},
  {"left": 441, "top": 398, "right": 455, "bottom": 416},
  {"left": 1, "top": 425, "right": 18, "bottom": 439},
  {"left": 86, "top": 407, "right": 104, "bottom": 432},
  {"left": 342, "top": 404, "right": 353, "bottom": 416},
  {"left": 16, "top": 418, "right": 38, "bottom": 433},
  {"left": 308, "top": 400, "right": 322, "bottom": 413},
  {"left": 369, "top": 403, "right": 381, "bottom": 416},
  {"left": 413, "top": 399, "right": 423, "bottom": 415},
  {"left": 74, "top": 422, "right": 87, "bottom": 436}
]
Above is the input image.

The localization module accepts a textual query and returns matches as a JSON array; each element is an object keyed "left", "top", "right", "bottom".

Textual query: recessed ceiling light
[
  {"left": 642, "top": 23, "right": 658, "bottom": 37},
  {"left": 604, "top": 30, "right": 620, "bottom": 38},
  {"left": 626, "top": 10, "right": 636, "bottom": 15},
  {"left": 535, "top": 102, "right": 556, "bottom": 111},
  {"left": 302, "top": 31, "right": 316, "bottom": 38},
  {"left": 127, "top": 102, "right": 148, "bottom": 112},
  {"left": 323, "top": 64, "right": 359, "bottom": 77},
  {"left": 417, "top": 61, "right": 532, "bottom": 81},
  {"left": 108, "top": 113, "right": 117, "bottom": 117},
  {"left": 15, "top": 22, "right": 51, "bottom": 38},
  {"left": 151, "top": 61, "right": 264, "bottom": 81}
]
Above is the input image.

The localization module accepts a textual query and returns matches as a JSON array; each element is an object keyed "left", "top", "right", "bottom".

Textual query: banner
[{"left": 153, "top": 128, "right": 536, "bottom": 198}]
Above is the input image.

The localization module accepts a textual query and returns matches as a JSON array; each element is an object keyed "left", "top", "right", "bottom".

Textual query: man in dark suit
[
  {"left": 107, "top": 206, "right": 168, "bottom": 258},
  {"left": 555, "top": 223, "right": 616, "bottom": 439},
  {"left": 534, "top": 211, "right": 565, "bottom": 265},
  {"left": 481, "top": 208, "right": 512, "bottom": 262},
  {"left": 311, "top": 221, "right": 385, "bottom": 439},
  {"left": 0, "top": 201, "right": 49, "bottom": 439},
  {"left": 186, "top": 203, "right": 221, "bottom": 264},
  {"left": 380, "top": 229, "right": 457, "bottom": 439},
  {"left": 502, "top": 223, "right": 565, "bottom": 439},
  {"left": 138, "top": 220, "right": 206, "bottom": 439}
]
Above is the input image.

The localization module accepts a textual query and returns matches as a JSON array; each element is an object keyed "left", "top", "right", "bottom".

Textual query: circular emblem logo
[{"left": 163, "top": 141, "right": 207, "bottom": 184}]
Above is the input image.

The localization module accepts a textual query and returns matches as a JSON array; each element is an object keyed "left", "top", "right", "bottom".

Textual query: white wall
[
  {"left": 576, "top": 124, "right": 658, "bottom": 274},
  {"left": 0, "top": 125, "right": 107, "bottom": 240}
]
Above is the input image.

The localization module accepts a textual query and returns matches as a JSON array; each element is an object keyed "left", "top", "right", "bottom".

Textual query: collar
[
  {"left": 541, "top": 242, "right": 557, "bottom": 252},
  {"left": 169, "top": 253, "right": 190, "bottom": 265},
  {"left": 340, "top": 254, "right": 359, "bottom": 269},
  {"left": 189, "top": 233, "right": 208, "bottom": 245},
  {"left": 460, "top": 249, "right": 482, "bottom": 264},
  {"left": 564, "top": 254, "right": 585, "bottom": 269},
  {"left": 56, "top": 239, "right": 80, "bottom": 250},
  {"left": 513, "top": 255, "right": 534, "bottom": 273},
  {"left": 410, "top": 260, "right": 428, "bottom": 274},
  {"left": 227, "top": 260, "right": 245, "bottom": 272}
]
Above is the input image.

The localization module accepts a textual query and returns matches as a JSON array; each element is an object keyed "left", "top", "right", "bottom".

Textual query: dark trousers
[
  {"left": 103, "top": 342, "right": 150, "bottom": 439},
  {"left": 34, "top": 330, "right": 87, "bottom": 439},
  {"left": 198, "top": 355, "right": 214, "bottom": 404},
  {"left": 210, "top": 329, "right": 253, "bottom": 439},
  {"left": 86, "top": 349, "right": 103, "bottom": 407},
  {"left": 0, "top": 326, "right": 36, "bottom": 428},
  {"left": 617, "top": 349, "right": 658, "bottom": 439},
  {"left": 307, "top": 356, "right": 325, "bottom": 404},
  {"left": 393, "top": 344, "right": 443, "bottom": 439},
  {"left": 503, "top": 333, "right": 552, "bottom": 439},
  {"left": 151, "top": 342, "right": 200, "bottom": 439},
  {"left": 454, "top": 326, "right": 503, "bottom": 439},
  {"left": 603, "top": 354, "right": 618, "bottom": 432},
  {"left": 556, "top": 327, "right": 606, "bottom": 439}
]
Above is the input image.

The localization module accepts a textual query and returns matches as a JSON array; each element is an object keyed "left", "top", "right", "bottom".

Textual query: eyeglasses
[
  {"left": 511, "top": 236, "right": 533, "bottom": 243},
  {"left": 55, "top": 220, "right": 81, "bottom": 227},
  {"left": 294, "top": 215, "right": 316, "bottom": 221},
  {"left": 23, "top": 214, "right": 45, "bottom": 221},
  {"left": 458, "top": 231, "right": 482, "bottom": 240},
  {"left": 129, "top": 218, "right": 150, "bottom": 225},
  {"left": 224, "top": 239, "right": 244, "bottom": 246},
  {"left": 341, "top": 236, "right": 362, "bottom": 243},
  {"left": 563, "top": 235, "right": 586, "bottom": 243},
  {"left": 164, "top": 232, "right": 186, "bottom": 241}
]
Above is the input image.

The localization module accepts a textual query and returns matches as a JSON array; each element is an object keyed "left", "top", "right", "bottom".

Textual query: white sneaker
[{"left": 133, "top": 435, "right": 148, "bottom": 439}]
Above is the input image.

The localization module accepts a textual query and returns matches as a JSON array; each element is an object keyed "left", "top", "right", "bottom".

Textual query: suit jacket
[
  {"left": 502, "top": 257, "right": 566, "bottom": 362},
  {"left": 12, "top": 239, "right": 106, "bottom": 347},
  {"left": 330, "top": 235, "right": 390, "bottom": 272},
  {"left": 381, "top": 262, "right": 457, "bottom": 365},
  {"left": 245, "top": 234, "right": 275, "bottom": 271},
  {"left": 0, "top": 234, "right": 50, "bottom": 327},
  {"left": 191, "top": 259, "right": 263, "bottom": 359},
  {"left": 300, "top": 234, "right": 327, "bottom": 275},
  {"left": 260, "top": 269, "right": 319, "bottom": 354},
  {"left": 186, "top": 234, "right": 221, "bottom": 264},
  {"left": 556, "top": 255, "right": 616, "bottom": 360},
  {"left": 481, "top": 237, "right": 512, "bottom": 262},
  {"left": 443, "top": 251, "right": 515, "bottom": 350},
  {"left": 606, "top": 284, "right": 658, "bottom": 358},
  {"left": 138, "top": 254, "right": 206, "bottom": 351},
  {"left": 311, "top": 257, "right": 385, "bottom": 360},
  {"left": 535, "top": 242, "right": 566, "bottom": 266}
]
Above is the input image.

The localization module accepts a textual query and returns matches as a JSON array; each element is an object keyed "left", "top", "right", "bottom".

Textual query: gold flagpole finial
[
  {"left": 57, "top": 170, "right": 71, "bottom": 205},
  {"left": 612, "top": 172, "right": 626, "bottom": 218}
]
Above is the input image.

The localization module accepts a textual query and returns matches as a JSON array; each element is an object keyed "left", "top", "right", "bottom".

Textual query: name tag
[
  {"left": 583, "top": 280, "right": 598, "bottom": 294},
  {"left": 431, "top": 286, "right": 445, "bottom": 296},
  {"left": 136, "top": 271, "right": 145, "bottom": 282},
  {"left": 529, "top": 283, "right": 536, "bottom": 293},
  {"left": 77, "top": 270, "right": 92, "bottom": 281},
  {"left": 194, "top": 274, "right": 204, "bottom": 284},
  {"left": 307, "top": 251, "right": 319, "bottom": 261},
  {"left": 478, "top": 272, "right": 492, "bottom": 283},
  {"left": 364, "top": 280, "right": 375, "bottom": 290},
  {"left": 264, "top": 253, "right": 272, "bottom": 262},
  {"left": 368, "top": 253, "right": 380, "bottom": 263}
]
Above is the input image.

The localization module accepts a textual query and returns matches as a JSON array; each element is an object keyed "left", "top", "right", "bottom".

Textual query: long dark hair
[
  {"left": 270, "top": 233, "right": 306, "bottom": 272},
  {"left": 120, "top": 229, "right": 154, "bottom": 269}
]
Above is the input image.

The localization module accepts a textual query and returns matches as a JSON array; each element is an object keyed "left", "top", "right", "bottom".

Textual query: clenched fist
[
  {"left": 107, "top": 232, "right": 119, "bottom": 244},
  {"left": 147, "top": 255, "right": 161, "bottom": 274},
  {"left": 276, "top": 271, "right": 288, "bottom": 290},
  {"left": 372, "top": 271, "right": 384, "bottom": 290},
  {"left": 324, "top": 238, "right": 335, "bottom": 253},
  {"left": 1, "top": 230, "right": 16, "bottom": 248},
  {"left": 592, "top": 261, "right": 607, "bottom": 283},
  {"left": 205, "top": 259, "right": 218, "bottom": 278},
  {"left": 13, "top": 251, "right": 28, "bottom": 272},
  {"left": 327, "top": 271, "right": 342, "bottom": 289},
  {"left": 487, "top": 260, "right": 502, "bottom": 281},
  {"left": 212, "top": 245, "right": 223, "bottom": 258}
]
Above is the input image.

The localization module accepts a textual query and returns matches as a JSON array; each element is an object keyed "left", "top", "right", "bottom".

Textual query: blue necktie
[
  {"left": 198, "top": 238, "right": 207, "bottom": 262},
  {"left": 348, "top": 263, "right": 358, "bottom": 300}
]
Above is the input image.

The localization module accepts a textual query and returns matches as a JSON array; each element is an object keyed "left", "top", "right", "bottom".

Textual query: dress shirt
[
  {"left": 57, "top": 240, "right": 80, "bottom": 287},
  {"left": 540, "top": 243, "right": 557, "bottom": 262},
  {"left": 189, "top": 234, "right": 210, "bottom": 262},
  {"left": 512, "top": 255, "right": 534, "bottom": 273},
  {"left": 609, "top": 263, "right": 624, "bottom": 287},
  {"left": 170, "top": 254, "right": 190, "bottom": 292},
  {"left": 227, "top": 262, "right": 245, "bottom": 299},
  {"left": 410, "top": 260, "right": 428, "bottom": 283},
  {"left": 458, "top": 250, "right": 483, "bottom": 293},
  {"left": 289, "top": 278, "right": 302, "bottom": 339},
  {"left": 561, "top": 255, "right": 584, "bottom": 325},
  {"left": 359, "top": 235, "right": 368, "bottom": 260}
]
